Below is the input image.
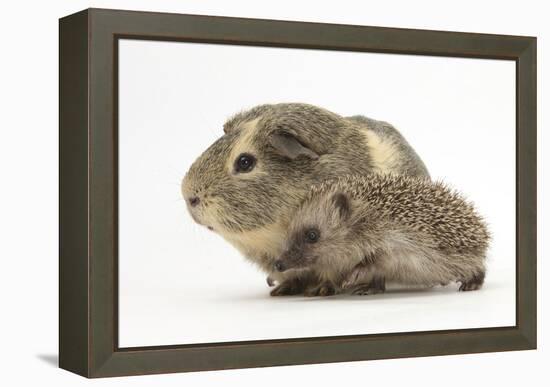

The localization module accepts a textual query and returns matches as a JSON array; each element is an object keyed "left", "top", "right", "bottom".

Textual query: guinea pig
[
  {"left": 181, "top": 103, "right": 430, "bottom": 296},
  {"left": 273, "top": 174, "right": 490, "bottom": 296}
]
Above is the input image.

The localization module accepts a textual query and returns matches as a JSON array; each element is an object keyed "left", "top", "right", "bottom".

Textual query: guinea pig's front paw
[
  {"left": 304, "top": 283, "right": 336, "bottom": 297},
  {"left": 270, "top": 278, "right": 305, "bottom": 296}
]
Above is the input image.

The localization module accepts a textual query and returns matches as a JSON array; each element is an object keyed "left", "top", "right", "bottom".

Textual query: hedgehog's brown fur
[{"left": 276, "top": 174, "right": 490, "bottom": 295}]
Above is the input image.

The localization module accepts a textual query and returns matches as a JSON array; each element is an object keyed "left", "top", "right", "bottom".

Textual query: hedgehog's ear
[
  {"left": 332, "top": 192, "right": 351, "bottom": 221},
  {"left": 223, "top": 122, "right": 234, "bottom": 134},
  {"left": 269, "top": 131, "right": 319, "bottom": 160}
]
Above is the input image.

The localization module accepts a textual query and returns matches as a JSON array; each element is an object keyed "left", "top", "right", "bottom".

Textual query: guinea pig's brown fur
[
  {"left": 274, "top": 174, "right": 490, "bottom": 296},
  {"left": 181, "top": 103, "right": 429, "bottom": 295}
]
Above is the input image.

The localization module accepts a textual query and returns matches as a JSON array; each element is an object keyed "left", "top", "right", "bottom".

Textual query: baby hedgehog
[{"left": 273, "top": 174, "right": 490, "bottom": 296}]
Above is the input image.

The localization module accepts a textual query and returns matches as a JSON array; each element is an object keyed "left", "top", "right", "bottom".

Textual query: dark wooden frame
[{"left": 59, "top": 8, "right": 537, "bottom": 378}]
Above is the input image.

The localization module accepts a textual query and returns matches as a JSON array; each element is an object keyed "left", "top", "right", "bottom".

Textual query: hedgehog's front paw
[
  {"left": 304, "top": 283, "right": 336, "bottom": 297},
  {"left": 351, "top": 277, "right": 386, "bottom": 296},
  {"left": 341, "top": 263, "right": 373, "bottom": 289},
  {"left": 270, "top": 278, "right": 304, "bottom": 296}
]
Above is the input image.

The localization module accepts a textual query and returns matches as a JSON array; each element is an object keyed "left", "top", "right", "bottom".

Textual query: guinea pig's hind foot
[
  {"left": 459, "top": 272, "right": 485, "bottom": 291},
  {"left": 351, "top": 277, "right": 386, "bottom": 296}
]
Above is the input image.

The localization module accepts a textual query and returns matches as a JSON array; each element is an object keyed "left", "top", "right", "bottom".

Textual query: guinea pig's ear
[
  {"left": 269, "top": 131, "right": 319, "bottom": 160},
  {"left": 332, "top": 192, "right": 351, "bottom": 221}
]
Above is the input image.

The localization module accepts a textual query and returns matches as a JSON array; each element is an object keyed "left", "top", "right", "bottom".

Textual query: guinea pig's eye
[
  {"left": 305, "top": 229, "right": 320, "bottom": 243},
  {"left": 234, "top": 153, "right": 256, "bottom": 173}
]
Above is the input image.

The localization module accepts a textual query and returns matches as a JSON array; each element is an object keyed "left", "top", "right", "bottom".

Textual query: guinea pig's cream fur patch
[
  {"left": 225, "top": 118, "right": 266, "bottom": 180},
  {"left": 363, "top": 129, "right": 400, "bottom": 174},
  {"left": 221, "top": 219, "right": 286, "bottom": 269}
]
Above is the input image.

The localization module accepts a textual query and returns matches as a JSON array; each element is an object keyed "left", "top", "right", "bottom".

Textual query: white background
[
  {"left": 0, "top": 0, "right": 546, "bottom": 386},
  {"left": 118, "top": 40, "right": 516, "bottom": 347}
]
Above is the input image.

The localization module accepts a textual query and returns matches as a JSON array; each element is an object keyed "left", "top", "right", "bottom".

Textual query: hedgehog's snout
[{"left": 275, "top": 248, "right": 304, "bottom": 272}]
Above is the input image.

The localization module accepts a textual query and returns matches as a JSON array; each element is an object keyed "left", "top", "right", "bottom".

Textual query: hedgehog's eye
[
  {"left": 234, "top": 153, "right": 256, "bottom": 173},
  {"left": 305, "top": 228, "right": 320, "bottom": 243}
]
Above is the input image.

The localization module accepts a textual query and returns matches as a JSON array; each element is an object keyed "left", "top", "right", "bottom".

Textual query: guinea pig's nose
[
  {"left": 188, "top": 196, "right": 200, "bottom": 207},
  {"left": 274, "top": 260, "right": 286, "bottom": 272}
]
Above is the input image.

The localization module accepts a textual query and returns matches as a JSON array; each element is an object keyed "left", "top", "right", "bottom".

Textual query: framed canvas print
[{"left": 59, "top": 8, "right": 537, "bottom": 378}]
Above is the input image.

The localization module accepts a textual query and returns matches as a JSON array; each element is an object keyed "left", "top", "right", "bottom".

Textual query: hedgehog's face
[
  {"left": 273, "top": 225, "right": 323, "bottom": 272},
  {"left": 274, "top": 192, "right": 352, "bottom": 273}
]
